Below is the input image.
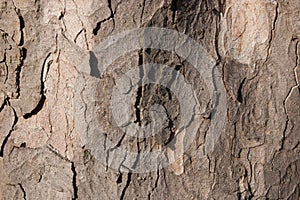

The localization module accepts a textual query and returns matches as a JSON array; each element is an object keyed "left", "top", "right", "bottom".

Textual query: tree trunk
[{"left": 0, "top": 0, "right": 299, "bottom": 199}]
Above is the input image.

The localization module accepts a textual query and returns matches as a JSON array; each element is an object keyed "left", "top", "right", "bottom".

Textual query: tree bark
[{"left": 0, "top": 0, "right": 299, "bottom": 199}]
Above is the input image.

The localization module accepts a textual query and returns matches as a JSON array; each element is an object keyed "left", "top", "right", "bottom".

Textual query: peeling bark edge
[{"left": 23, "top": 52, "right": 51, "bottom": 119}]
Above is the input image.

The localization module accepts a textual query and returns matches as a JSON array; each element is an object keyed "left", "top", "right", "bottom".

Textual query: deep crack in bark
[
  {"left": 170, "top": 0, "right": 178, "bottom": 23},
  {"left": 15, "top": 48, "right": 26, "bottom": 99},
  {"left": 93, "top": 0, "right": 115, "bottom": 35},
  {"left": 0, "top": 99, "right": 18, "bottom": 157},
  {"left": 71, "top": 162, "right": 79, "bottom": 200},
  {"left": 18, "top": 183, "right": 27, "bottom": 200},
  {"left": 134, "top": 50, "right": 144, "bottom": 125},
  {"left": 120, "top": 172, "right": 132, "bottom": 200}
]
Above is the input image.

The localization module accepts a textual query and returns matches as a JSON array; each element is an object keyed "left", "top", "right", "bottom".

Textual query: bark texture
[{"left": 0, "top": 0, "right": 299, "bottom": 199}]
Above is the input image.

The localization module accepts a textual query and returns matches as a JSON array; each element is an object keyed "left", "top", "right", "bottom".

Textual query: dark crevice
[
  {"left": 93, "top": 0, "right": 115, "bottom": 35},
  {"left": 134, "top": 87, "right": 143, "bottom": 125},
  {"left": 174, "top": 65, "right": 182, "bottom": 71},
  {"left": 11, "top": 0, "right": 26, "bottom": 47},
  {"left": 246, "top": 182, "right": 254, "bottom": 199},
  {"left": 120, "top": 173, "right": 132, "bottom": 200},
  {"left": 134, "top": 50, "right": 144, "bottom": 125},
  {"left": 38, "top": 173, "right": 43, "bottom": 183},
  {"left": 0, "top": 102, "right": 5, "bottom": 113},
  {"left": 18, "top": 183, "right": 27, "bottom": 200},
  {"left": 108, "top": 0, "right": 113, "bottom": 15},
  {"left": 154, "top": 169, "right": 160, "bottom": 189},
  {"left": 23, "top": 95, "right": 46, "bottom": 119},
  {"left": 17, "top": 13, "right": 25, "bottom": 46},
  {"left": 0, "top": 97, "right": 8, "bottom": 113},
  {"left": 170, "top": 0, "right": 178, "bottom": 23},
  {"left": 272, "top": 2, "right": 279, "bottom": 34},
  {"left": 0, "top": 99, "right": 18, "bottom": 157},
  {"left": 237, "top": 78, "right": 246, "bottom": 103},
  {"left": 115, "top": 133, "right": 126, "bottom": 148},
  {"left": 2, "top": 51, "right": 8, "bottom": 84},
  {"left": 93, "top": 19, "right": 107, "bottom": 35},
  {"left": 34, "top": 0, "right": 41, "bottom": 12},
  {"left": 237, "top": 192, "right": 242, "bottom": 200},
  {"left": 116, "top": 173, "right": 122, "bottom": 184},
  {"left": 74, "top": 28, "right": 84, "bottom": 43},
  {"left": 0, "top": 132, "right": 11, "bottom": 157},
  {"left": 71, "top": 162, "right": 78, "bottom": 200},
  {"left": 58, "top": 11, "right": 64, "bottom": 20},
  {"left": 140, "top": 0, "right": 146, "bottom": 24},
  {"left": 213, "top": 2, "right": 222, "bottom": 65},
  {"left": 16, "top": 48, "right": 26, "bottom": 98},
  {"left": 170, "top": 0, "right": 178, "bottom": 12},
  {"left": 21, "top": 48, "right": 27, "bottom": 60},
  {"left": 23, "top": 52, "right": 50, "bottom": 119}
]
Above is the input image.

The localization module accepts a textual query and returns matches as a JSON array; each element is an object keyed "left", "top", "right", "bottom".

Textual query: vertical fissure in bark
[
  {"left": 23, "top": 52, "right": 51, "bottom": 119},
  {"left": 147, "top": 170, "right": 160, "bottom": 199},
  {"left": 140, "top": 0, "right": 146, "bottom": 24},
  {"left": 134, "top": 50, "right": 144, "bottom": 125},
  {"left": 237, "top": 78, "right": 246, "bottom": 103},
  {"left": 120, "top": 172, "right": 132, "bottom": 200},
  {"left": 15, "top": 47, "right": 26, "bottom": 99},
  {"left": 116, "top": 173, "right": 123, "bottom": 184},
  {"left": 11, "top": 0, "right": 25, "bottom": 46},
  {"left": 18, "top": 183, "right": 27, "bottom": 200},
  {"left": 0, "top": 99, "right": 18, "bottom": 157},
  {"left": 170, "top": 0, "right": 178, "bottom": 23},
  {"left": 213, "top": 0, "right": 222, "bottom": 64},
  {"left": 265, "top": 1, "right": 279, "bottom": 62},
  {"left": 10, "top": 1, "right": 26, "bottom": 99},
  {"left": 17, "top": 12, "right": 25, "bottom": 46},
  {"left": 71, "top": 162, "right": 78, "bottom": 200},
  {"left": 3, "top": 52, "right": 8, "bottom": 84},
  {"left": 0, "top": 97, "right": 8, "bottom": 113}
]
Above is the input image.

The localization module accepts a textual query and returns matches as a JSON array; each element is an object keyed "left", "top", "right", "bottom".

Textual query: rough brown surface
[{"left": 0, "top": 0, "right": 299, "bottom": 199}]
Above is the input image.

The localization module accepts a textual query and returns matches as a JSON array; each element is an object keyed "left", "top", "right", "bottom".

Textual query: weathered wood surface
[{"left": 0, "top": 0, "right": 299, "bottom": 199}]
